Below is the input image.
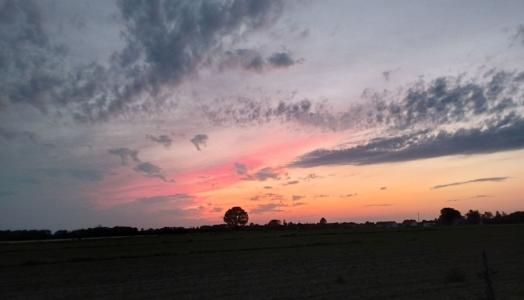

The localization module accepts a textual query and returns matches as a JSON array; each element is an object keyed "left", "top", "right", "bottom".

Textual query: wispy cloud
[
  {"left": 190, "top": 134, "right": 208, "bottom": 151},
  {"left": 432, "top": 177, "right": 508, "bottom": 189},
  {"left": 134, "top": 162, "right": 173, "bottom": 183}
]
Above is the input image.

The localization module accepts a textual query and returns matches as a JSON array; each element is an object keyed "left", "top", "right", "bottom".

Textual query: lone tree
[
  {"left": 438, "top": 207, "right": 462, "bottom": 225},
  {"left": 223, "top": 206, "right": 249, "bottom": 227},
  {"left": 319, "top": 217, "right": 327, "bottom": 225}
]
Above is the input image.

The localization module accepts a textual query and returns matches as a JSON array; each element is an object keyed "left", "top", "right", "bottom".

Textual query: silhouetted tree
[
  {"left": 223, "top": 206, "right": 249, "bottom": 227},
  {"left": 267, "top": 219, "right": 281, "bottom": 227},
  {"left": 481, "top": 211, "right": 493, "bottom": 223},
  {"left": 438, "top": 207, "right": 462, "bottom": 225},
  {"left": 319, "top": 217, "right": 327, "bottom": 225},
  {"left": 465, "top": 210, "right": 481, "bottom": 225}
]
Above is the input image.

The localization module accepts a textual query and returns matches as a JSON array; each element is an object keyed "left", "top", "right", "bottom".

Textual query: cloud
[
  {"left": 380, "top": 186, "right": 387, "bottom": 190},
  {"left": 511, "top": 24, "right": 524, "bottom": 45},
  {"left": 219, "top": 49, "right": 297, "bottom": 72},
  {"left": 250, "top": 192, "right": 284, "bottom": 202},
  {"left": 108, "top": 147, "right": 140, "bottom": 165},
  {"left": 292, "top": 201, "right": 307, "bottom": 206},
  {"left": 292, "top": 195, "right": 304, "bottom": 201},
  {"left": 293, "top": 114, "right": 524, "bottom": 167},
  {"left": 36, "top": 168, "right": 104, "bottom": 182},
  {"left": 211, "top": 207, "right": 223, "bottom": 213},
  {"left": 201, "top": 70, "right": 524, "bottom": 131},
  {"left": 251, "top": 202, "right": 285, "bottom": 214},
  {"left": 133, "top": 162, "right": 172, "bottom": 182},
  {"left": 249, "top": 167, "right": 280, "bottom": 181},
  {"left": 0, "top": 127, "right": 37, "bottom": 143},
  {"left": 471, "top": 194, "right": 491, "bottom": 198},
  {"left": 200, "top": 97, "right": 339, "bottom": 130},
  {"left": 432, "top": 177, "right": 507, "bottom": 189},
  {"left": 263, "top": 185, "right": 272, "bottom": 189},
  {"left": 220, "top": 49, "right": 298, "bottom": 72},
  {"left": 146, "top": 134, "right": 172, "bottom": 147},
  {"left": 136, "top": 193, "right": 193, "bottom": 205},
  {"left": 0, "top": 0, "right": 67, "bottom": 113},
  {"left": 234, "top": 162, "right": 248, "bottom": 175},
  {"left": 267, "top": 51, "right": 296, "bottom": 68},
  {"left": 341, "top": 193, "right": 357, "bottom": 198},
  {"left": 284, "top": 180, "right": 299, "bottom": 185},
  {"left": 382, "top": 71, "right": 391, "bottom": 81},
  {"left": 190, "top": 134, "right": 208, "bottom": 151},
  {"left": 1, "top": 0, "right": 284, "bottom": 122}
]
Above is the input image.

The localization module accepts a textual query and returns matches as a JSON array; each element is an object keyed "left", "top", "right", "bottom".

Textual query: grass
[{"left": 0, "top": 224, "right": 523, "bottom": 299}]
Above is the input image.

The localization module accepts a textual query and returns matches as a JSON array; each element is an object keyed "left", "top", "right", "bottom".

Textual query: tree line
[{"left": 1, "top": 207, "right": 523, "bottom": 241}]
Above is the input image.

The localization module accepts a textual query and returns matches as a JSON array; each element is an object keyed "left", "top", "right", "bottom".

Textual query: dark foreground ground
[{"left": 0, "top": 225, "right": 523, "bottom": 299}]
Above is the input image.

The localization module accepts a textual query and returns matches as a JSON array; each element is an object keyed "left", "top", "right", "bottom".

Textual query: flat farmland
[{"left": 1, "top": 225, "right": 523, "bottom": 299}]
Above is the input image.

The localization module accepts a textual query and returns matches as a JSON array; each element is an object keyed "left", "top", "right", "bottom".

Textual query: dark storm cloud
[
  {"left": 146, "top": 134, "right": 172, "bottom": 147},
  {"left": 190, "top": 134, "right": 208, "bottom": 151},
  {"left": 108, "top": 147, "right": 140, "bottom": 165},
  {"left": 292, "top": 114, "right": 524, "bottom": 167},
  {"left": 1, "top": 0, "right": 284, "bottom": 121},
  {"left": 431, "top": 177, "right": 507, "bottom": 190},
  {"left": 133, "top": 162, "right": 172, "bottom": 182}
]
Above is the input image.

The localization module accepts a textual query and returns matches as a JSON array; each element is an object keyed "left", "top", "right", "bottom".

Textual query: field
[{"left": 1, "top": 225, "right": 523, "bottom": 299}]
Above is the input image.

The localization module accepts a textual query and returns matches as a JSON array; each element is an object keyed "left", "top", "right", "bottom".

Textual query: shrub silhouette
[{"left": 223, "top": 206, "right": 249, "bottom": 227}]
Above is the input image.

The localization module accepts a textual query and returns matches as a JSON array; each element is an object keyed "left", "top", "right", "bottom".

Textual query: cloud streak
[
  {"left": 432, "top": 177, "right": 508, "bottom": 189},
  {"left": 133, "top": 162, "right": 172, "bottom": 182},
  {"left": 293, "top": 114, "right": 524, "bottom": 167}
]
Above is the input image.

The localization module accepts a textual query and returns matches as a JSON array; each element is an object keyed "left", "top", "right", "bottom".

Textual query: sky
[{"left": 1, "top": 0, "right": 524, "bottom": 230}]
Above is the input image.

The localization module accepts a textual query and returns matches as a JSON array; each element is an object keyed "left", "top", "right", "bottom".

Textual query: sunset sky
[{"left": 1, "top": 0, "right": 524, "bottom": 230}]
